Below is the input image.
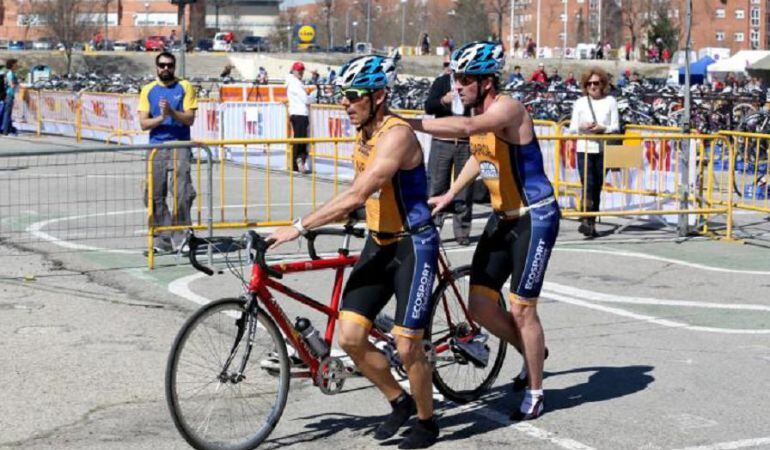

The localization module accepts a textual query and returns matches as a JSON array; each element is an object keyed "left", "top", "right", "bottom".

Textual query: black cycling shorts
[
  {"left": 469, "top": 201, "right": 560, "bottom": 304},
  {"left": 340, "top": 226, "right": 439, "bottom": 340}
]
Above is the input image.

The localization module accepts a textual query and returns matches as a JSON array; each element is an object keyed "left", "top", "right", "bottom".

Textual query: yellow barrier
[
  {"left": 718, "top": 131, "right": 770, "bottom": 214},
  {"left": 540, "top": 133, "right": 735, "bottom": 240}
]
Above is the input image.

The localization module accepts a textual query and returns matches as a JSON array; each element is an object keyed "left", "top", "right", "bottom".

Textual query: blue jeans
[{"left": 2, "top": 96, "right": 14, "bottom": 134}]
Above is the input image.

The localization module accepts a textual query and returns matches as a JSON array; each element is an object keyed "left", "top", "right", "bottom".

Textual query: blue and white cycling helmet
[
  {"left": 335, "top": 51, "right": 400, "bottom": 90},
  {"left": 450, "top": 41, "right": 504, "bottom": 75}
]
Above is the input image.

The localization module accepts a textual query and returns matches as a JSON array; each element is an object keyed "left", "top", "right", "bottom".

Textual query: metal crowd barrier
[
  {"left": 718, "top": 131, "right": 770, "bottom": 214},
  {"left": 0, "top": 143, "right": 214, "bottom": 271},
  {"left": 541, "top": 132, "right": 735, "bottom": 239}
]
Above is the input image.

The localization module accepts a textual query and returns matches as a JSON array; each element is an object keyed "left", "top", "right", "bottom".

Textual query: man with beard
[
  {"left": 138, "top": 52, "right": 198, "bottom": 253},
  {"left": 268, "top": 52, "right": 440, "bottom": 448},
  {"left": 407, "top": 41, "right": 560, "bottom": 421}
]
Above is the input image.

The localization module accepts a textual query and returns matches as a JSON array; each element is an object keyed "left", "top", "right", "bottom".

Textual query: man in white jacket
[{"left": 287, "top": 61, "right": 312, "bottom": 173}]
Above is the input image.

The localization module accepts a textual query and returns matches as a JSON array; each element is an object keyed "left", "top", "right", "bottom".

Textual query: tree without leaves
[
  {"left": 486, "top": 0, "right": 507, "bottom": 43},
  {"left": 33, "top": 0, "right": 97, "bottom": 75},
  {"left": 647, "top": 1, "right": 679, "bottom": 53},
  {"left": 621, "top": 0, "right": 654, "bottom": 54},
  {"left": 268, "top": 8, "right": 300, "bottom": 52},
  {"left": 450, "top": 0, "right": 492, "bottom": 44}
]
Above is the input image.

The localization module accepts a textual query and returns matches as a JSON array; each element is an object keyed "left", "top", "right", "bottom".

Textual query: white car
[
  {"left": 113, "top": 41, "right": 129, "bottom": 51},
  {"left": 32, "top": 38, "right": 54, "bottom": 50},
  {"left": 212, "top": 32, "right": 234, "bottom": 52}
]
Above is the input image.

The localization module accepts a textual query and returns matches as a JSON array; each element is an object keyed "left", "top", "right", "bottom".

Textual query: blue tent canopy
[{"left": 679, "top": 55, "right": 715, "bottom": 84}]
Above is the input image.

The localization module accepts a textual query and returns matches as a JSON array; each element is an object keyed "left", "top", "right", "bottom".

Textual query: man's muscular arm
[
  {"left": 268, "top": 126, "right": 419, "bottom": 248},
  {"left": 407, "top": 97, "right": 523, "bottom": 139}
]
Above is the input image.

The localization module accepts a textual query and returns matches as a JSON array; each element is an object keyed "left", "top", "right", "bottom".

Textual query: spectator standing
[
  {"left": 424, "top": 60, "right": 473, "bottom": 245},
  {"left": 526, "top": 38, "right": 536, "bottom": 58},
  {"left": 2, "top": 59, "right": 18, "bottom": 135},
  {"left": 507, "top": 65, "right": 524, "bottom": 84},
  {"left": 137, "top": 52, "right": 198, "bottom": 252},
  {"left": 661, "top": 47, "right": 671, "bottom": 63},
  {"left": 550, "top": 68, "right": 562, "bottom": 83},
  {"left": 624, "top": 41, "right": 632, "bottom": 61},
  {"left": 287, "top": 61, "right": 311, "bottom": 173},
  {"left": 568, "top": 67, "right": 619, "bottom": 238},
  {"left": 310, "top": 69, "right": 320, "bottom": 85},
  {"left": 564, "top": 71, "right": 577, "bottom": 87},
  {"left": 420, "top": 33, "right": 431, "bottom": 55},
  {"left": 529, "top": 63, "right": 548, "bottom": 84},
  {"left": 257, "top": 66, "right": 268, "bottom": 84},
  {"left": 169, "top": 29, "right": 177, "bottom": 45},
  {"left": 595, "top": 40, "right": 604, "bottom": 60},
  {"left": 513, "top": 39, "right": 520, "bottom": 57},
  {"left": 448, "top": 35, "right": 455, "bottom": 52}
]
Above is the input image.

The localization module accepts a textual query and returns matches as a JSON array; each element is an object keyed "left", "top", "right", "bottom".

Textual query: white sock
[{"left": 520, "top": 389, "right": 544, "bottom": 414}]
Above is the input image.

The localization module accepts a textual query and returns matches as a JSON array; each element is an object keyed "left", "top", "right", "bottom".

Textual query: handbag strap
[{"left": 586, "top": 96, "right": 598, "bottom": 124}]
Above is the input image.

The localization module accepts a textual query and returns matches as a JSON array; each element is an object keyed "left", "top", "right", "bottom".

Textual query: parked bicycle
[{"left": 165, "top": 216, "right": 506, "bottom": 450}]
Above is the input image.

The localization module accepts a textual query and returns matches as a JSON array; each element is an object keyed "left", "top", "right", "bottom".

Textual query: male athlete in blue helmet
[
  {"left": 408, "top": 41, "right": 561, "bottom": 421},
  {"left": 270, "top": 53, "right": 440, "bottom": 448}
]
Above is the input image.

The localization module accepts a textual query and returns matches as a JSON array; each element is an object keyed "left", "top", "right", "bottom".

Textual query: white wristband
[{"left": 292, "top": 217, "right": 308, "bottom": 236}]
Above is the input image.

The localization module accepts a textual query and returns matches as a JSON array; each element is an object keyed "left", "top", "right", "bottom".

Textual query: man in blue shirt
[
  {"left": 138, "top": 52, "right": 198, "bottom": 253},
  {"left": 2, "top": 59, "right": 18, "bottom": 135}
]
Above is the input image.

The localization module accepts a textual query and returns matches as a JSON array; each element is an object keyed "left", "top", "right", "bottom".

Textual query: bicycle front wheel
[
  {"left": 165, "top": 298, "right": 290, "bottom": 450},
  {"left": 428, "top": 265, "right": 507, "bottom": 404}
]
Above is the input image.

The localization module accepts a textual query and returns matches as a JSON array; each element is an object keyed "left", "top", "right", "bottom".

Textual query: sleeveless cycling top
[
  {"left": 353, "top": 116, "right": 432, "bottom": 234},
  {"left": 470, "top": 130, "right": 554, "bottom": 212}
]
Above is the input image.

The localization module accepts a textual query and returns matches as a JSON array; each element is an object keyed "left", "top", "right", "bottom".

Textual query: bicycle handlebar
[
  {"left": 185, "top": 223, "right": 365, "bottom": 278},
  {"left": 306, "top": 226, "right": 365, "bottom": 260}
]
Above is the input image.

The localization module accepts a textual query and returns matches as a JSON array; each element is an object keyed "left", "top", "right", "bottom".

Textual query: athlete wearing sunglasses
[
  {"left": 269, "top": 52, "right": 440, "bottom": 448},
  {"left": 407, "top": 41, "right": 560, "bottom": 422}
]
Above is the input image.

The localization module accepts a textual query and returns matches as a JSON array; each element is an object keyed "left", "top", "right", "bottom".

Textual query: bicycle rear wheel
[
  {"left": 165, "top": 298, "right": 290, "bottom": 450},
  {"left": 428, "top": 265, "right": 507, "bottom": 404}
]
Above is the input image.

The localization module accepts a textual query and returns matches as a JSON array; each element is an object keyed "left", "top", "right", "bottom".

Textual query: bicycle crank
[{"left": 315, "top": 356, "right": 350, "bottom": 395}]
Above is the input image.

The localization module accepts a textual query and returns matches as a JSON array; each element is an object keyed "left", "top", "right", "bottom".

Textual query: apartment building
[
  {"left": 0, "top": 0, "right": 279, "bottom": 42},
  {"left": 506, "top": 0, "right": 769, "bottom": 53}
]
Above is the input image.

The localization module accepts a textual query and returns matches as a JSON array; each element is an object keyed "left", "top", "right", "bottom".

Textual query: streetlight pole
[
  {"left": 536, "top": 0, "right": 541, "bottom": 58},
  {"left": 366, "top": 0, "right": 371, "bottom": 44},
  {"left": 679, "top": 0, "right": 693, "bottom": 237},
  {"left": 509, "top": 0, "right": 514, "bottom": 57},
  {"left": 179, "top": 3, "right": 186, "bottom": 77},
  {"left": 400, "top": 0, "right": 407, "bottom": 48},
  {"left": 346, "top": 9, "right": 350, "bottom": 41},
  {"left": 144, "top": 2, "right": 149, "bottom": 30},
  {"left": 563, "top": 0, "right": 567, "bottom": 57},
  {"left": 353, "top": 21, "right": 358, "bottom": 47}
]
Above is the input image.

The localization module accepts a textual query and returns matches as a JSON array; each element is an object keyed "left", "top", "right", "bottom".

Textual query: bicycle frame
[
  {"left": 244, "top": 243, "right": 473, "bottom": 383},
  {"left": 247, "top": 248, "right": 358, "bottom": 380}
]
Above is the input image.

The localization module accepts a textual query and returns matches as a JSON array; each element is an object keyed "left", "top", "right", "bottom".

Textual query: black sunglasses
[
  {"left": 453, "top": 74, "right": 477, "bottom": 86},
  {"left": 586, "top": 80, "right": 602, "bottom": 87},
  {"left": 341, "top": 88, "right": 370, "bottom": 102},
  {"left": 157, "top": 63, "right": 175, "bottom": 69}
]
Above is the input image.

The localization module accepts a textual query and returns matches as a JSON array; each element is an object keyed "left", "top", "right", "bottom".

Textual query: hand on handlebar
[
  {"left": 267, "top": 225, "right": 300, "bottom": 250},
  {"left": 428, "top": 192, "right": 454, "bottom": 216}
]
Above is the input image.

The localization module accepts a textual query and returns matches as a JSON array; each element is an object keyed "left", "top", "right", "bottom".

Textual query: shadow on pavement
[
  {"left": 544, "top": 364, "right": 655, "bottom": 412},
  {"left": 262, "top": 365, "right": 654, "bottom": 447}
]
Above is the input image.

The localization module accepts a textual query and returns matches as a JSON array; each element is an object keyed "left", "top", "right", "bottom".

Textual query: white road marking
[
  {"left": 26, "top": 210, "right": 143, "bottom": 254},
  {"left": 541, "top": 291, "right": 770, "bottom": 335},
  {"left": 450, "top": 402, "right": 595, "bottom": 450},
  {"left": 554, "top": 247, "right": 770, "bottom": 276},
  {"left": 672, "top": 437, "right": 770, "bottom": 450},
  {"left": 544, "top": 282, "right": 770, "bottom": 312}
]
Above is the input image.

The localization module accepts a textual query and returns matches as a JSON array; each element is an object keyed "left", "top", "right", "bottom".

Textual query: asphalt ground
[{"left": 1, "top": 133, "right": 770, "bottom": 450}]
